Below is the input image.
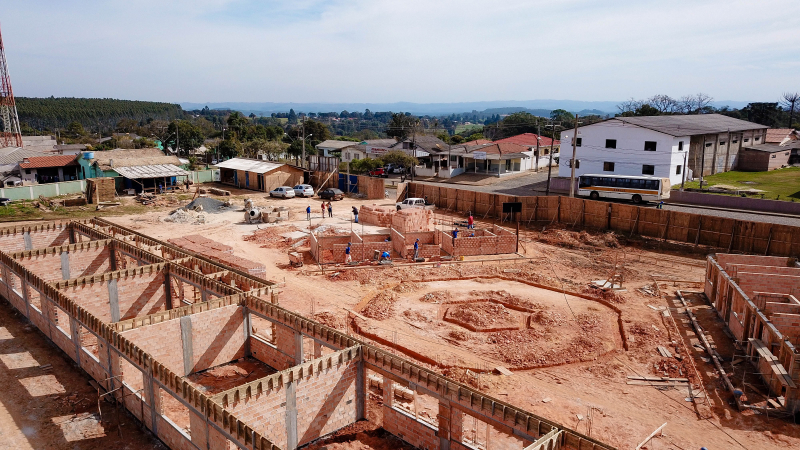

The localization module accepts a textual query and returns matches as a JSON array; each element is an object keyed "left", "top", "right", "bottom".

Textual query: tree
[
  {"left": 218, "top": 134, "right": 242, "bottom": 159},
  {"left": 782, "top": 92, "right": 799, "bottom": 127},
  {"left": 450, "top": 135, "right": 465, "bottom": 144},
  {"left": 380, "top": 150, "right": 418, "bottom": 172},
  {"left": 66, "top": 121, "right": 86, "bottom": 138},
  {"left": 466, "top": 132, "right": 484, "bottom": 142},
  {"left": 386, "top": 113, "right": 419, "bottom": 140},
  {"left": 226, "top": 112, "right": 250, "bottom": 138},
  {"left": 436, "top": 132, "right": 450, "bottom": 143},
  {"left": 288, "top": 109, "right": 297, "bottom": 125},
  {"left": 243, "top": 138, "right": 288, "bottom": 159},
  {"left": 164, "top": 120, "right": 204, "bottom": 155},
  {"left": 739, "top": 102, "right": 782, "bottom": 127},
  {"left": 550, "top": 109, "right": 574, "bottom": 123}
]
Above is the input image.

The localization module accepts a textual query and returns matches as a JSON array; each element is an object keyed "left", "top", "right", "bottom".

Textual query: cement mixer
[{"left": 244, "top": 207, "right": 262, "bottom": 224}]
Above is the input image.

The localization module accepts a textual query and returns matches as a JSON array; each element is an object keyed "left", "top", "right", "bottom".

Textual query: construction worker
[
  {"left": 321, "top": 202, "right": 326, "bottom": 218},
  {"left": 352, "top": 206, "right": 359, "bottom": 223},
  {"left": 467, "top": 212, "right": 474, "bottom": 229},
  {"left": 345, "top": 242, "right": 352, "bottom": 263},
  {"left": 414, "top": 238, "right": 420, "bottom": 260},
  {"left": 452, "top": 228, "right": 459, "bottom": 247},
  {"left": 327, "top": 202, "right": 333, "bottom": 218},
  {"left": 306, "top": 205, "right": 311, "bottom": 220},
  {"left": 380, "top": 251, "right": 391, "bottom": 262}
]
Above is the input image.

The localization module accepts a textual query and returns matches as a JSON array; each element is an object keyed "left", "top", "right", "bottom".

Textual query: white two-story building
[{"left": 559, "top": 114, "right": 768, "bottom": 186}]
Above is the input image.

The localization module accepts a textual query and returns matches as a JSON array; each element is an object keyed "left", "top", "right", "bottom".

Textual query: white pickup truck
[{"left": 396, "top": 197, "right": 436, "bottom": 210}]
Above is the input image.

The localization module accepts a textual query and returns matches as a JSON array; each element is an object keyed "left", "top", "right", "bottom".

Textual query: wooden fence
[{"left": 402, "top": 183, "right": 800, "bottom": 257}]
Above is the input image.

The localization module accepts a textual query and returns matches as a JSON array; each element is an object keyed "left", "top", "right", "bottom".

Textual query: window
[
  {"left": 24, "top": 169, "right": 31, "bottom": 174},
  {"left": 755, "top": 136, "right": 760, "bottom": 141},
  {"left": 642, "top": 165, "right": 655, "bottom": 175},
  {"left": 719, "top": 141, "right": 726, "bottom": 145},
  {"left": 644, "top": 141, "right": 657, "bottom": 151},
  {"left": 603, "top": 162, "right": 615, "bottom": 172},
  {"left": 678, "top": 141, "right": 684, "bottom": 151},
  {"left": 676, "top": 165, "right": 682, "bottom": 175},
  {"left": 575, "top": 137, "right": 582, "bottom": 147},
  {"left": 771, "top": 154, "right": 776, "bottom": 158},
  {"left": 567, "top": 159, "right": 580, "bottom": 168},
  {"left": 605, "top": 139, "right": 616, "bottom": 149},
  {"left": 744, "top": 138, "right": 750, "bottom": 143},
  {"left": 705, "top": 142, "right": 713, "bottom": 147},
  {"left": 733, "top": 139, "right": 738, "bottom": 144}
]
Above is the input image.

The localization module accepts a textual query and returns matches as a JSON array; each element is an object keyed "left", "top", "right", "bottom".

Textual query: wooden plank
[{"left": 657, "top": 346, "right": 673, "bottom": 358}]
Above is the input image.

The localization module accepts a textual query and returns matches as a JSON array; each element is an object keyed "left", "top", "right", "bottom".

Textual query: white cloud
[{"left": 2, "top": 0, "right": 798, "bottom": 104}]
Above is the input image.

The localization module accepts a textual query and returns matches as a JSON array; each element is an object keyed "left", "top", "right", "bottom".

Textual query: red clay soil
[
  {"left": 469, "top": 289, "right": 545, "bottom": 310},
  {"left": 446, "top": 302, "right": 517, "bottom": 329},
  {"left": 361, "top": 292, "right": 398, "bottom": 321},
  {"left": 488, "top": 329, "right": 605, "bottom": 368},
  {"left": 313, "top": 312, "right": 346, "bottom": 330},
  {"left": 243, "top": 225, "right": 302, "bottom": 249},
  {"left": 419, "top": 290, "right": 452, "bottom": 303},
  {"left": 186, "top": 358, "right": 276, "bottom": 395}
]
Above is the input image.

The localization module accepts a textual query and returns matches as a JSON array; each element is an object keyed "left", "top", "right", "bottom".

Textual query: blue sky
[{"left": 2, "top": 0, "right": 798, "bottom": 104}]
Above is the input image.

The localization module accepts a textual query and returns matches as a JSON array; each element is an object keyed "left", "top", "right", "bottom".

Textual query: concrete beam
[
  {"left": 294, "top": 331, "right": 303, "bottom": 364},
  {"left": 180, "top": 315, "right": 193, "bottom": 376},
  {"left": 23, "top": 231, "right": 32, "bottom": 251},
  {"left": 108, "top": 279, "right": 120, "bottom": 322}
]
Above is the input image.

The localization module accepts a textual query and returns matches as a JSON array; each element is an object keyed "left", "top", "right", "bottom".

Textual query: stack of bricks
[
  {"left": 168, "top": 235, "right": 266, "bottom": 276},
  {"left": 86, "top": 177, "right": 116, "bottom": 204},
  {"left": 392, "top": 208, "right": 433, "bottom": 233},
  {"left": 359, "top": 205, "right": 395, "bottom": 227}
]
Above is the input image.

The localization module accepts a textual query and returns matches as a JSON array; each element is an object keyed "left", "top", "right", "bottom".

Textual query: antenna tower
[{"left": 0, "top": 25, "right": 22, "bottom": 148}]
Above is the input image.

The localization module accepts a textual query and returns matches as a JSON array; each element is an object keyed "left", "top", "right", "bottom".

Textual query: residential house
[
  {"left": 340, "top": 139, "right": 398, "bottom": 163},
  {"left": 0, "top": 147, "right": 51, "bottom": 185},
  {"left": 389, "top": 136, "right": 449, "bottom": 177},
  {"left": 79, "top": 148, "right": 188, "bottom": 192},
  {"left": 315, "top": 140, "right": 359, "bottom": 157},
  {"left": 52, "top": 144, "right": 88, "bottom": 155},
  {"left": 461, "top": 139, "right": 492, "bottom": 146},
  {"left": 494, "top": 133, "right": 561, "bottom": 170},
  {"left": 214, "top": 158, "right": 304, "bottom": 192},
  {"left": 559, "top": 114, "right": 768, "bottom": 186},
  {"left": 21, "top": 135, "right": 57, "bottom": 151},
  {"left": 18, "top": 155, "right": 80, "bottom": 184},
  {"left": 737, "top": 141, "right": 800, "bottom": 171},
  {"left": 457, "top": 142, "right": 531, "bottom": 176}
]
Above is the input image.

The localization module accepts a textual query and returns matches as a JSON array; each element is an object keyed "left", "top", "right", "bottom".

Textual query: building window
[
  {"left": 676, "top": 165, "right": 682, "bottom": 175},
  {"left": 719, "top": 141, "right": 726, "bottom": 145},
  {"left": 705, "top": 142, "right": 713, "bottom": 147},
  {"left": 733, "top": 139, "right": 738, "bottom": 144},
  {"left": 771, "top": 154, "right": 777, "bottom": 158},
  {"left": 644, "top": 141, "right": 657, "bottom": 151},
  {"left": 25, "top": 169, "right": 31, "bottom": 174},
  {"left": 744, "top": 138, "right": 750, "bottom": 143},
  {"left": 575, "top": 137, "right": 582, "bottom": 147},
  {"left": 678, "top": 141, "right": 684, "bottom": 151},
  {"left": 605, "top": 139, "right": 616, "bottom": 149},
  {"left": 642, "top": 165, "right": 655, "bottom": 175},
  {"left": 755, "top": 136, "right": 760, "bottom": 141},
  {"left": 567, "top": 159, "right": 580, "bottom": 168},
  {"left": 603, "top": 162, "right": 615, "bottom": 172}
]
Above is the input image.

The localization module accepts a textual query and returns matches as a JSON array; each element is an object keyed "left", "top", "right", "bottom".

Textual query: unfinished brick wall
[
  {"left": 727, "top": 264, "right": 800, "bottom": 278},
  {"left": 359, "top": 205, "right": 395, "bottom": 227},
  {"left": 735, "top": 272, "right": 800, "bottom": 298},
  {"left": 392, "top": 208, "right": 433, "bottom": 233},
  {"left": 17, "top": 245, "right": 112, "bottom": 282},
  {"left": 58, "top": 270, "right": 167, "bottom": 323},
  {"left": 312, "top": 235, "right": 351, "bottom": 263},
  {"left": 121, "top": 315, "right": 185, "bottom": 375},
  {"left": 717, "top": 254, "right": 790, "bottom": 269},
  {"left": 0, "top": 227, "right": 71, "bottom": 253}
]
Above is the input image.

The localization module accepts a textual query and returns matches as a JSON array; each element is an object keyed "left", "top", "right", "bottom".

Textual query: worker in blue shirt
[
  {"left": 414, "top": 238, "right": 420, "bottom": 259},
  {"left": 345, "top": 242, "right": 352, "bottom": 263},
  {"left": 306, "top": 205, "right": 311, "bottom": 220},
  {"left": 380, "top": 251, "right": 391, "bottom": 262},
  {"left": 453, "top": 228, "right": 459, "bottom": 239}
]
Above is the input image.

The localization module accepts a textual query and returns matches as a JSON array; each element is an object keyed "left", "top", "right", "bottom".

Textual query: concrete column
[
  {"left": 439, "top": 400, "right": 452, "bottom": 450},
  {"left": 180, "top": 316, "right": 194, "bottom": 376},
  {"left": 285, "top": 381, "right": 298, "bottom": 449},
  {"left": 313, "top": 341, "right": 322, "bottom": 358},
  {"left": 108, "top": 279, "right": 120, "bottom": 322},
  {"left": 145, "top": 369, "right": 159, "bottom": 433},
  {"left": 70, "top": 317, "right": 82, "bottom": 367},
  {"left": 163, "top": 272, "right": 173, "bottom": 310},
  {"left": 60, "top": 251, "right": 70, "bottom": 280},
  {"left": 242, "top": 308, "right": 251, "bottom": 357},
  {"left": 294, "top": 332, "right": 303, "bottom": 364},
  {"left": 23, "top": 231, "right": 32, "bottom": 250},
  {"left": 382, "top": 377, "right": 393, "bottom": 408},
  {"left": 356, "top": 360, "right": 365, "bottom": 421},
  {"left": 21, "top": 278, "right": 31, "bottom": 317}
]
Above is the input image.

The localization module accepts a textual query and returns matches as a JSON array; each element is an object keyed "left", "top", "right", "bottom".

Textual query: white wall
[{"left": 558, "top": 119, "right": 689, "bottom": 186}]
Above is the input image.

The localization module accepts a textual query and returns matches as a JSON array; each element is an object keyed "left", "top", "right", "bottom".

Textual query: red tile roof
[
  {"left": 494, "top": 133, "right": 560, "bottom": 147},
  {"left": 462, "top": 139, "right": 492, "bottom": 146},
  {"left": 765, "top": 128, "right": 798, "bottom": 144},
  {"left": 19, "top": 154, "right": 78, "bottom": 169}
]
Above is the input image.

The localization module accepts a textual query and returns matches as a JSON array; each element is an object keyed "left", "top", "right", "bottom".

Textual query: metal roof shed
[{"left": 114, "top": 164, "right": 190, "bottom": 193}]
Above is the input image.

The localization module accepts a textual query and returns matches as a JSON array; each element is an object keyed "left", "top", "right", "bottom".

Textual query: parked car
[
  {"left": 293, "top": 184, "right": 314, "bottom": 197},
  {"left": 391, "top": 166, "right": 406, "bottom": 174},
  {"left": 318, "top": 188, "right": 344, "bottom": 201},
  {"left": 0, "top": 197, "right": 9, "bottom": 206},
  {"left": 269, "top": 186, "right": 296, "bottom": 198},
  {"left": 368, "top": 167, "right": 388, "bottom": 178},
  {"left": 396, "top": 197, "right": 435, "bottom": 210}
]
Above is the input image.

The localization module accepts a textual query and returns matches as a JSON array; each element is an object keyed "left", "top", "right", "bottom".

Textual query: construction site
[{"left": 1, "top": 181, "right": 800, "bottom": 450}]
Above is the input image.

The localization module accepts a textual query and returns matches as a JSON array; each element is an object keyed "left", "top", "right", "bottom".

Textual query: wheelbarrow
[{"left": 288, "top": 251, "right": 303, "bottom": 268}]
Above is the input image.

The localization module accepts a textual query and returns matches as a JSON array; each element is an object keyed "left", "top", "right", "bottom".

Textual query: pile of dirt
[
  {"left": 186, "top": 197, "right": 232, "bottom": 214},
  {"left": 362, "top": 291, "right": 398, "bottom": 320},
  {"left": 489, "top": 329, "right": 604, "bottom": 367},
  {"left": 402, "top": 309, "right": 431, "bottom": 322},
  {"left": 441, "top": 368, "right": 487, "bottom": 390},
  {"left": 393, "top": 282, "right": 422, "bottom": 293},
  {"left": 313, "top": 312, "right": 345, "bottom": 330},
  {"left": 627, "top": 322, "right": 662, "bottom": 347},
  {"left": 164, "top": 208, "right": 206, "bottom": 224},
  {"left": 582, "top": 286, "right": 626, "bottom": 304},
  {"left": 654, "top": 358, "right": 699, "bottom": 385},
  {"left": 311, "top": 224, "right": 350, "bottom": 236},
  {"left": 244, "top": 225, "right": 302, "bottom": 249},
  {"left": 419, "top": 290, "right": 452, "bottom": 303},
  {"left": 576, "top": 313, "right": 601, "bottom": 330},
  {"left": 538, "top": 229, "right": 621, "bottom": 249},
  {"left": 469, "top": 290, "right": 544, "bottom": 310},
  {"left": 448, "top": 302, "right": 515, "bottom": 328},
  {"left": 530, "top": 310, "right": 566, "bottom": 326},
  {"left": 329, "top": 268, "right": 379, "bottom": 284},
  {"left": 447, "top": 330, "right": 470, "bottom": 341}
]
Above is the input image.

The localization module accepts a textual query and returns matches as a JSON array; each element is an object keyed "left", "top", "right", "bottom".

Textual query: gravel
[{"left": 186, "top": 197, "right": 232, "bottom": 214}]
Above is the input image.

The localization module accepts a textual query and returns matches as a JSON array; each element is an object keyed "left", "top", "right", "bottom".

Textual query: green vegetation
[
  {"left": 17, "top": 97, "right": 183, "bottom": 132},
  {"left": 454, "top": 124, "right": 483, "bottom": 135},
  {"left": 680, "top": 168, "right": 800, "bottom": 200}
]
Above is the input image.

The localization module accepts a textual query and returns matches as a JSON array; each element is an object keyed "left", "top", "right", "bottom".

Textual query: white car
[
  {"left": 269, "top": 186, "right": 296, "bottom": 198},
  {"left": 293, "top": 184, "right": 314, "bottom": 197},
  {"left": 396, "top": 197, "right": 435, "bottom": 210}
]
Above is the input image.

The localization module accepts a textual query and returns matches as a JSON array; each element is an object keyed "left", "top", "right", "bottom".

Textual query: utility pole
[
  {"left": 569, "top": 115, "right": 580, "bottom": 198},
  {"left": 176, "top": 121, "right": 179, "bottom": 156},
  {"left": 680, "top": 150, "right": 688, "bottom": 191},
  {"left": 301, "top": 115, "right": 306, "bottom": 169},
  {"left": 699, "top": 135, "right": 706, "bottom": 189},
  {"left": 535, "top": 122, "right": 541, "bottom": 172},
  {"left": 545, "top": 123, "right": 558, "bottom": 196}
]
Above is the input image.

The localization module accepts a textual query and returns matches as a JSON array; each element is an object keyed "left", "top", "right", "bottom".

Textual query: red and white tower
[{"left": 0, "top": 25, "right": 22, "bottom": 148}]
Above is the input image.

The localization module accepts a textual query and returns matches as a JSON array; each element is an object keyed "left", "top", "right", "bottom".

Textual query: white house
[
  {"left": 558, "top": 114, "right": 768, "bottom": 187},
  {"left": 315, "top": 140, "right": 359, "bottom": 157},
  {"left": 340, "top": 139, "right": 398, "bottom": 163}
]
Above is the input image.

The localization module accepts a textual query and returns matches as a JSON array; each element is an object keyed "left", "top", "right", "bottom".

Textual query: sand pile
[{"left": 186, "top": 197, "right": 232, "bottom": 214}]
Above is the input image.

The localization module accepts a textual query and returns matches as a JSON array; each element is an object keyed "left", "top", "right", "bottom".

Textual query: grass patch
[
  {"left": 678, "top": 167, "right": 800, "bottom": 201},
  {"left": 455, "top": 124, "right": 484, "bottom": 135}
]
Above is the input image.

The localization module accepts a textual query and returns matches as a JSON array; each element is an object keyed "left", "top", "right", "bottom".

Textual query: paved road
[{"left": 412, "top": 174, "right": 800, "bottom": 227}]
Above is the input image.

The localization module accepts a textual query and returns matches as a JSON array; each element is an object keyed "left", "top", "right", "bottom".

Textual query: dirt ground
[
  {"left": 0, "top": 297, "right": 165, "bottom": 450},
  {"left": 6, "top": 185, "right": 800, "bottom": 450}
]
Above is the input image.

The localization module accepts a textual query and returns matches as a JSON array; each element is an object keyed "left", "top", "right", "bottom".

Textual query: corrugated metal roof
[
  {"left": 597, "top": 114, "right": 767, "bottom": 136},
  {"left": 0, "top": 147, "right": 50, "bottom": 166},
  {"left": 315, "top": 140, "right": 360, "bottom": 150},
  {"left": 213, "top": 158, "right": 287, "bottom": 174},
  {"left": 114, "top": 164, "right": 190, "bottom": 179}
]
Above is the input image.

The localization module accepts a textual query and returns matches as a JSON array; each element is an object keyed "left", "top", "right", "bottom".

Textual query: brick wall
[
  {"left": 359, "top": 205, "right": 395, "bottom": 227},
  {"left": 58, "top": 270, "right": 167, "bottom": 323},
  {"left": 250, "top": 336, "right": 295, "bottom": 371},
  {"left": 716, "top": 254, "right": 790, "bottom": 269},
  {"left": 121, "top": 315, "right": 185, "bottom": 375},
  {"left": 227, "top": 383, "right": 288, "bottom": 448},
  {"left": 736, "top": 272, "right": 800, "bottom": 298},
  {"left": 0, "top": 227, "right": 71, "bottom": 253},
  {"left": 295, "top": 357, "right": 359, "bottom": 446},
  {"left": 18, "top": 246, "right": 112, "bottom": 282},
  {"left": 392, "top": 209, "right": 433, "bottom": 233},
  {"left": 383, "top": 405, "right": 439, "bottom": 450},
  {"left": 190, "top": 305, "right": 246, "bottom": 373},
  {"left": 728, "top": 264, "right": 800, "bottom": 278}
]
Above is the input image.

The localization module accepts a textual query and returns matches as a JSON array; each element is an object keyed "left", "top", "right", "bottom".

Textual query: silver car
[
  {"left": 269, "top": 186, "right": 296, "bottom": 198},
  {"left": 293, "top": 184, "right": 314, "bottom": 197}
]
